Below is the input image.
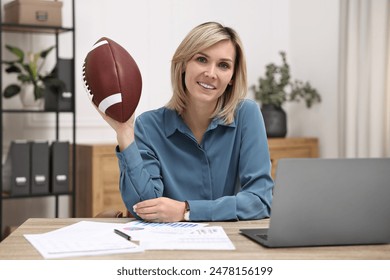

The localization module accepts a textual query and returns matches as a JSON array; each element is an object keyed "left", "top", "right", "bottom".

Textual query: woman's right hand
[{"left": 97, "top": 108, "right": 136, "bottom": 151}]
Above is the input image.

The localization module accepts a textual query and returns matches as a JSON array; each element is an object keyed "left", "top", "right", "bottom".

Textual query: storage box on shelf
[
  {"left": 4, "top": 0, "right": 63, "bottom": 26},
  {"left": 2, "top": 140, "right": 70, "bottom": 197}
]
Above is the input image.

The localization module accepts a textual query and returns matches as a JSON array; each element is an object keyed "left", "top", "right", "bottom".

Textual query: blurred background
[{"left": 1, "top": 0, "right": 389, "bottom": 236}]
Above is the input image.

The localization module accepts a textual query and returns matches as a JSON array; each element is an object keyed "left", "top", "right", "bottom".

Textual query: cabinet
[
  {"left": 76, "top": 144, "right": 126, "bottom": 217},
  {"left": 268, "top": 137, "right": 319, "bottom": 179},
  {"left": 0, "top": 0, "right": 76, "bottom": 239}
]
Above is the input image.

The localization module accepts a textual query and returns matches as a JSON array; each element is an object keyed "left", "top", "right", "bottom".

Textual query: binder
[
  {"left": 2, "top": 140, "right": 30, "bottom": 196},
  {"left": 44, "top": 58, "right": 74, "bottom": 112},
  {"left": 30, "top": 141, "right": 50, "bottom": 194},
  {"left": 50, "top": 141, "right": 70, "bottom": 193}
]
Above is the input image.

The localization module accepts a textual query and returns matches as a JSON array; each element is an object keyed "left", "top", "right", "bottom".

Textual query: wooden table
[{"left": 0, "top": 218, "right": 389, "bottom": 260}]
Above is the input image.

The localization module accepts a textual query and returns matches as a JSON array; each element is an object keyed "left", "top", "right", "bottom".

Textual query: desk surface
[{"left": 0, "top": 218, "right": 389, "bottom": 260}]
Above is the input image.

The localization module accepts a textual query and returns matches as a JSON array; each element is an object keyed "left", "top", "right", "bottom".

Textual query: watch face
[
  {"left": 184, "top": 201, "right": 190, "bottom": 221},
  {"left": 184, "top": 211, "right": 190, "bottom": 221}
]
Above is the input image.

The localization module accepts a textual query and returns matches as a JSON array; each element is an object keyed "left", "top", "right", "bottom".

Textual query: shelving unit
[{"left": 0, "top": 0, "right": 76, "bottom": 239}]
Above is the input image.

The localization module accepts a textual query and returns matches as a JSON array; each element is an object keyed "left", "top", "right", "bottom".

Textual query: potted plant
[
  {"left": 2, "top": 44, "right": 65, "bottom": 109},
  {"left": 251, "top": 51, "right": 321, "bottom": 137}
]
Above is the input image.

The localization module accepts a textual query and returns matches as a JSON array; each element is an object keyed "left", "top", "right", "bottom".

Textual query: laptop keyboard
[{"left": 256, "top": 234, "right": 268, "bottom": 241}]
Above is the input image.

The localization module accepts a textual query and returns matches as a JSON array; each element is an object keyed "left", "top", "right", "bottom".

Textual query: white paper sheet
[
  {"left": 140, "top": 226, "right": 236, "bottom": 250},
  {"left": 24, "top": 221, "right": 143, "bottom": 259},
  {"left": 115, "top": 222, "right": 235, "bottom": 250}
]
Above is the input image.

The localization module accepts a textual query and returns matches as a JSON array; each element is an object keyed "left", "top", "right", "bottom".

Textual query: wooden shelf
[
  {"left": 268, "top": 137, "right": 319, "bottom": 179},
  {"left": 1, "top": 109, "right": 73, "bottom": 113},
  {"left": 1, "top": 191, "right": 73, "bottom": 199},
  {"left": 1, "top": 23, "right": 73, "bottom": 34}
]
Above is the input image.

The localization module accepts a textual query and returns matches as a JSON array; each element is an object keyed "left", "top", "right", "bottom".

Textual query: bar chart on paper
[{"left": 114, "top": 221, "right": 235, "bottom": 250}]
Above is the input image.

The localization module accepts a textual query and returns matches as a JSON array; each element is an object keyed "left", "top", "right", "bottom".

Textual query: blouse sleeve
[
  {"left": 235, "top": 101, "right": 273, "bottom": 219},
  {"left": 116, "top": 117, "right": 164, "bottom": 218}
]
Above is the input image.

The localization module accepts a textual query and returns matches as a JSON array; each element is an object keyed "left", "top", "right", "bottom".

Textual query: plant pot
[
  {"left": 260, "top": 104, "right": 287, "bottom": 138},
  {"left": 19, "top": 84, "right": 44, "bottom": 110}
]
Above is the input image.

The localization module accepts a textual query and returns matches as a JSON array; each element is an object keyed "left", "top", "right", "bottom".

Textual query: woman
[{"left": 100, "top": 22, "right": 273, "bottom": 222}]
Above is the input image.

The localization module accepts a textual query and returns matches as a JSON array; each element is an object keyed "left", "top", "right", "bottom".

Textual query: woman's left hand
[{"left": 133, "top": 197, "right": 186, "bottom": 223}]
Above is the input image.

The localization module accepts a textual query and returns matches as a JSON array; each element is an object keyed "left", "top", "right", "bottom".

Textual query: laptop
[{"left": 240, "top": 158, "right": 390, "bottom": 247}]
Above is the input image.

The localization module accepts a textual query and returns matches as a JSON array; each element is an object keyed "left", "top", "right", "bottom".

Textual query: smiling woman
[{"left": 96, "top": 22, "right": 274, "bottom": 223}]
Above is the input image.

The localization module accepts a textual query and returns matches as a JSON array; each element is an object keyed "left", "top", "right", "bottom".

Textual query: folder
[
  {"left": 30, "top": 141, "right": 50, "bottom": 194},
  {"left": 44, "top": 58, "right": 74, "bottom": 112},
  {"left": 2, "top": 140, "right": 30, "bottom": 196},
  {"left": 50, "top": 141, "right": 70, "bottom": 193}
]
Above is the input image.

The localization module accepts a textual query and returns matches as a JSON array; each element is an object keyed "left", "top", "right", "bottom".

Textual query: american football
[{"left": 82, "top": 37, "right": 142, "bottom": 122}]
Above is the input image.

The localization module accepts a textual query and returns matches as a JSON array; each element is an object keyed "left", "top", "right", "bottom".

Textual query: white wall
[
  {"left": 288, "top": 0, "right": 340, "bottom": 157},
  {"left": 1, "top": 0, "right": 341, "bottom": 157}
]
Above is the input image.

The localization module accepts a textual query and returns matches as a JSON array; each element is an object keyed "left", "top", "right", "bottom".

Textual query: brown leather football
[{"left": 82, "top": 37, "right": 142, "bottom": 122}]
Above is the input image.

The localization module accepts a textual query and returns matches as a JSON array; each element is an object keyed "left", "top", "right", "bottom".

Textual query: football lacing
[{"left": 82, "top": 61, "right": 93, "bottom": 100}]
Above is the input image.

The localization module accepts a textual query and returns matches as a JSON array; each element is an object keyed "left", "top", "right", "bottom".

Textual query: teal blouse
[{"left": 116, "top": 99, "right": 273, "bottom": 221}]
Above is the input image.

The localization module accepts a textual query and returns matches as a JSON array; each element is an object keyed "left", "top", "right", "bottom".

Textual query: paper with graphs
[{"left": 114, "top": 221, "right": 235, "bottom": 250}]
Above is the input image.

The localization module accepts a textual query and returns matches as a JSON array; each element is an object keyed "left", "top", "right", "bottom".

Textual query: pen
[{"left": 114, "top": 229, "right": 132, "bottom": 241}]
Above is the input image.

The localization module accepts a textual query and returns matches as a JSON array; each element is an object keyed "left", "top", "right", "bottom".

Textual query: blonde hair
[{"left": 166, "top": 22, "right": 247, "bottom": 124}]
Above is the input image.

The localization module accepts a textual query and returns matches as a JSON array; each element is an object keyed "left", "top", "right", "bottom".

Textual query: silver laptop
[{"left": 240, "top": 158, "right": 390, "bottom": 247}]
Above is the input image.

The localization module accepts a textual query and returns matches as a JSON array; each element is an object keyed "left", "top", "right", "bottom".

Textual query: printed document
[
  {"left": 24, "top": 221, "right": 143, "bottom": 259},
  {"left": 114, "top": 221, "right": 235, "bottom": 250},
  {"left": 24, "top": 220, "right": 235, "bottom": 258}
]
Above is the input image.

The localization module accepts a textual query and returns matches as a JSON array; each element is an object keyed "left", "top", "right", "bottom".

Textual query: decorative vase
[
  {"left": 19, "top": 84, "right": 44, "bottom": 110},
  {"left": 260, "top": 104, "right": 287, "bottom": 138}
]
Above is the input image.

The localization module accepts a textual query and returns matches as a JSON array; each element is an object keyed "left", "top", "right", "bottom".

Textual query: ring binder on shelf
[
  {"left": 30, "top": 141, "right": 50, "bottom": 194},
  {"left": 2, "top": 140, "right": 31, "bottom": 196},
  {"left": 50, "top": 141, "right": 70, "bottom": 193},
  {"left": 44, "top": 58, "right": 74, "bottom": 112}
]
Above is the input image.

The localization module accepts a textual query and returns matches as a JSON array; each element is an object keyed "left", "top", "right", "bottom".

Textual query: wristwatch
[{"left": 183, "top": 201, "right": 190, "bottom": 221}]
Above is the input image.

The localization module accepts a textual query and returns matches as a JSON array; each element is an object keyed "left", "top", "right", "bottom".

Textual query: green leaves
[
  {"left": 17, "top": 73, "right": 31, "bottom": 83},
  {"left": 290, "top": 81, "right": 321, "bottom": 108},
  {"left": 42, "top": 76, "right": 66, "bottom": 94},
  {"left": 5, "top": 45, "right": 24, "bottom": 62},
  {"left": 5, "top": 64, "right": 22, "bottom": 74},
  {"left": 252, "top": 51, "right": 321, "bottom": 109},
  {"left": 40, "top": 46, "right": 55, "bottom": 59},
  {"left": 2, "top": 45, "right": 59, "bottom": 100},
  {"left": 3, "top": 84, "right": 21, "bottom": 98},
  {"left": 34, "top": 85, "right": 45, "bottom": 100},
  {"left": 252, "top": 52, "right": 290, "bottom": 108}
]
